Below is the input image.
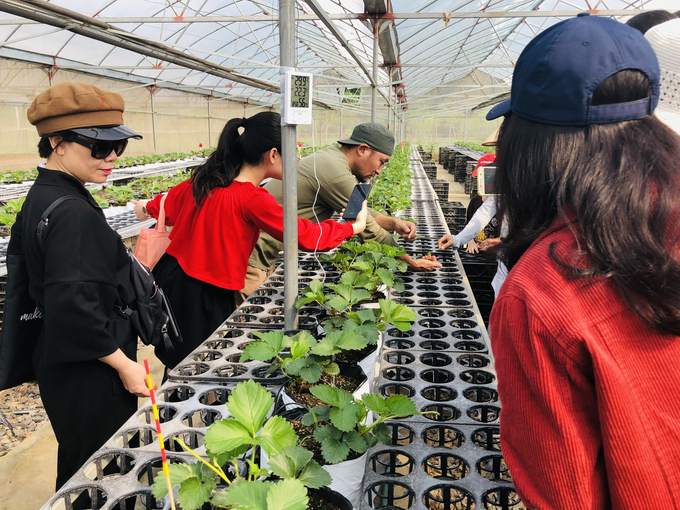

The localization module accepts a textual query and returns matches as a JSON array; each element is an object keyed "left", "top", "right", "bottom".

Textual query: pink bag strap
[{"left": 157, "top": 194, "right": 168, "bottom": 232}]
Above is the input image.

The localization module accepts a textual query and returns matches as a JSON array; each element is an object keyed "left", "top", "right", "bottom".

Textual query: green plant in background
[
  {"left": 298, "top": 144, "right": 328, "bottom": 159},
  {"left": 152, "top": 380, "right": 331, "bottom": 510},
  {"left": 454, "top": 141, "right": 496, "bottom": 154},
  {"left": 0, "top": 197, "right": 25, "bottom": 230},
  {"left": 105, "top": 185, "right": 135, "bottom": 205},
  {"left": 114, "top": 149, "right": 214, "bottom": 169},
  {"left": 2, "top": 169, "right": 37, "bottom": 184},
  {"left": 370, "top": 144, "right": 413, "bottom": 216},
  {"left": 302, "top": 385, "right": 428, "bottom": 464},
  {"left": 89, "top": 190, "right": 110, "bottom": 209}
]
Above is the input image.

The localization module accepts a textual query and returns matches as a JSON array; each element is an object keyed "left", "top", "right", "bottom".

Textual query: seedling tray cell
[
  {"left": 375, "top": 349, "right": 498, "bottom": 427},
  {"left": 168, "top": 326, "right": 301, "bottom": 385}
]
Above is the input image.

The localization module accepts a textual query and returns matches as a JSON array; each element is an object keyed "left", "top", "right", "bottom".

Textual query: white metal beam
[{"left": 0, "top": 9, "right": 653, "bottom": 24}]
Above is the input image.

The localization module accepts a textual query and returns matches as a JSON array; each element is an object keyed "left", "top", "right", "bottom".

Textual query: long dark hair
[
  {"left": 191, "top": 111, "right": 282, "bottom": 206},
  {"left": 494, "top": 70, "right": 680, "bottom": 335}
]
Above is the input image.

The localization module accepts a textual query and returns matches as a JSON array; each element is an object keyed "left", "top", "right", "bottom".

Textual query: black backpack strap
[{"left": 36, "top": 195, "right": 87, "bottom": 253}]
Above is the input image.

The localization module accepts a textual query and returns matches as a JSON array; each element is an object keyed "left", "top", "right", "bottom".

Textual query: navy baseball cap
[{"left": 487, "top": 13, "right": 660, "bottom": 126}]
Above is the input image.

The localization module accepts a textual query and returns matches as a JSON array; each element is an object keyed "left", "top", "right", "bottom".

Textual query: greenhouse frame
[{"left": 0, "top": 1, "right": 677, "bottom": 509}]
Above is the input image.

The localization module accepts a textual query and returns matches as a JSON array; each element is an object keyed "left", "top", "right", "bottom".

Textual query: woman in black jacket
[{"left": 10, "top": 82, "right": 150, "bottom": 490}]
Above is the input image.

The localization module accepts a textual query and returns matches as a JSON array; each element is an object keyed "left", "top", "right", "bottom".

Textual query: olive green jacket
[{"left": 248, "top": 144, "right": 397, "bottom": 271}]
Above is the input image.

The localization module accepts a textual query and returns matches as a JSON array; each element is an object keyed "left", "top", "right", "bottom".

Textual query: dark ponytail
[{"left": 191, "top": 111, "right": 282, "bottom": 206}]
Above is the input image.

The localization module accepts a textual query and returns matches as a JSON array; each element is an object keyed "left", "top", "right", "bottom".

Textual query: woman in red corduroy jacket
[
  {"left": 134, "top": 112, "right": 367, "bottom": 369},
  {"left": 486, "top": 15, "right": 680, "bottom": 510}
]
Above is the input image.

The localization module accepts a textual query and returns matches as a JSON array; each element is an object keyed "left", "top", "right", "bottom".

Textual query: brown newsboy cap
[{"left": 27, "top": 82, "right": 139, "bottom": 138}]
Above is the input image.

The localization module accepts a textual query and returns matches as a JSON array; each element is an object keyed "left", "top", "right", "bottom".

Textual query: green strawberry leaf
[
  {"left": 258, "top": 416, "right": 298, "bottom": 457},
  {"left": 385, "top": 394, "right": 419, "bottom": 417},
  {"left": 212, "top": 478, "right": 270, "bottom": 510},
  {"left": 372, "top": 422, "right": 392, "bottom": 445},
  {"left": 362, "top": 393, "right": 390, "bottom": 414},
  {"left": 298, "top": 460, "right": 332, "bottom": 489},
  {"left": 297, "top": 359, "right": 323, "bottom": 383},
  {"left": 329, "top": 402, "right": 360, "bottom": 432},
  {"left": 343, "top": 430, "right": 368, "bottom": 453},
  {"left": 239, "top": 341, "right": 278, "bottom": 363},
  {"left": 309, "top": 385, "right": 339, "bottom": 406},
  {"left": 314, "top": 426, "right": 350, "bottom": 464},
  {"left": 176, "top": 475, "right": 215, "bottom": 510},
  {"left": 375, "top": 268, "right": 395, "bottom": 287},
  {"left": 204, "top": 419, "right": 253, "bottom": 455},
  {"left": 323, "top": 362, "right": 340, "bottom": 376},
  {"left": 268, "top": 446, "right": 313, "bottom": 479},
  {"left": 266, "top": 478, "right": 309, "bottom": 510},
  {"left": 151, "top": 462, "right": 195, "bottom": 499},
  {"left": 226, "top": 380, "right": 273, "bottom": 436}
]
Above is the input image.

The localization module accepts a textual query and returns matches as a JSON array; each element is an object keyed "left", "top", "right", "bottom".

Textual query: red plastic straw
[{"left": 143, "top": 359, "right": 176, "bottom": 510}]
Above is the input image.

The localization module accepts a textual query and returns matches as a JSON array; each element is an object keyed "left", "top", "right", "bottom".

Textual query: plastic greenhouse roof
[{"left": 0, "top": 0, "right": 676, "bottom": 118}]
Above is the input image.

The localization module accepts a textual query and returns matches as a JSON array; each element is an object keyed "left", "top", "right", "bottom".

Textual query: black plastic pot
[{"left": 308, "top": 487, "right": 352, "bottom": 510}]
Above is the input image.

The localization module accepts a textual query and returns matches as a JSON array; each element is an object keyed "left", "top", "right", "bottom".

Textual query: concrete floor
[{"left": 0, "top": 345, "right": 165, "bottom": 510}]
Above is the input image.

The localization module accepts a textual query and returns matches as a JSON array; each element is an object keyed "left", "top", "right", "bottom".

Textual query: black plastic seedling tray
[
  {"left": 376, "top": 349, "right": 499, "bottom": 427},
  {"left": 382, "top": 310, "right": 488, "bottom": 355},
  {"left": 41, "top": 381, "right": 277, "bottom": 510},
  {"left": 360, "top": 422, "right": 521, "bottom": 510},
  {"left": 168, "top": 326, "right": 297, "bottom": 385}
]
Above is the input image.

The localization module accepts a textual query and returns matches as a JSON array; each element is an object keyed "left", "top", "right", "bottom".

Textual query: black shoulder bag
[{"left": 0, "top": 195, "right": 182, "bottom": 391}]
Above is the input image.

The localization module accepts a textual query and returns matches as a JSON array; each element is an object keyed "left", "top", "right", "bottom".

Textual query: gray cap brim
[
  {"left": 337, "top": 137, "right": 361, "bottom": 146},
  {"left": 486, "top": 99, "right": 512, "bottom": 121},
  {"left": 70, "top": 125, "right": 143, "bottom": 141}
]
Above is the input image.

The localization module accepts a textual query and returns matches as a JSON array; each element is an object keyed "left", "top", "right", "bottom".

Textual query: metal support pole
[
  {"left": 401, "top": 113, "right": 405, "bottom": 143},
  {"left": 280, "top": 0, "right": 298, "bottom": 330},
  {"left": 150, "top": 86, "right": 158, "bottom": 154},
  {"left": 340, "top": 109, "right": 344, "bottom": 139},
  {"left": 464, "top": 110, "right": 468, "bottom": 142},
  {"left": 387, "top": 86, "right": 392, "bottom": 130},
  {"left": 207, "top": 98, "right": 212, "bottom": 148},
  {"left": 371, "top": 21, "right": 379, "bottom": 123}
]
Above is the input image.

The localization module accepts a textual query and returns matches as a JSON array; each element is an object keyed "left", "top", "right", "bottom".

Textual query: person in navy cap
[{"left": 486, "top": 13, "right": 680, "bottom": 509}]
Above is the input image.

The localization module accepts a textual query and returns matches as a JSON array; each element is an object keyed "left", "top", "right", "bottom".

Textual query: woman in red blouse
[
  {"left": 134, "top": 112, "right": 367, "bottom": 369},
  {"left": 486, "top": 15, "right": 680, "bottom": 509}
]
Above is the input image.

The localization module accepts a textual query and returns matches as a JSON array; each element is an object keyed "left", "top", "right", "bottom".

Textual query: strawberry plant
[
  {"left": 105, "top": 185, "right": 135, "bottom": 205},
  {"left": 302, "top": 385, "right": 428, "bottom": 464},
  {"left": 296, "top": 280, "right": 416, "bottom": 340},
  {"left": 152, "top": 380, "right": 331, "bottom": 510},
  {"left": 2, "top": 169, "right": 37, "bottom": 184},
  {"left": 239, "top": 329, "right": 370, "bottom": 384},
  {"left": 89, "top": 190, "right": 110, "bottom": 209},
  {"left": 370, "top": 144, "right": 413, "bottom": 215},
  {"left": 319, "top": 240, "right": 408, "bottom": 296},
  {"left": 0, "top": 197, "right": 26, "bottom": 230}
]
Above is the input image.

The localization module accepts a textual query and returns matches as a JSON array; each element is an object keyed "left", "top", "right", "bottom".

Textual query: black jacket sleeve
[{"left": 40, "top": 200, "right": 123, "bottom": 364}]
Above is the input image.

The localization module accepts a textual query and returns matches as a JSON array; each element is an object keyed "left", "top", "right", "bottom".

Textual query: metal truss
[{"left": 0, "top": 0, "right": 671, "bottom": 118}]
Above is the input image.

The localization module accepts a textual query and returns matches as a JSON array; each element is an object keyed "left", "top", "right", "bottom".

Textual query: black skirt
[{"left": 152, "top": 253, "right": 236, "bottom": 369}]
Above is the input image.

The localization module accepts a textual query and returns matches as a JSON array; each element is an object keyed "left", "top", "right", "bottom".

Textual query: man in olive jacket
[{"left": 239, "top": 122, "right": 441, "bottom": 303}]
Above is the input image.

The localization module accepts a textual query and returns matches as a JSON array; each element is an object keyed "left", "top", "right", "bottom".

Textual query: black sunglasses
[{"left": 64, "top": 135, "right": 128, "bottom": 159}]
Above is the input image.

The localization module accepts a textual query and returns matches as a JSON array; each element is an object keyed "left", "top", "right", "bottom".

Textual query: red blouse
[
  {"left": 146, "top": 179, "right": 354, "bottom": 289},
  {"left": 490, "top": 216, "right": 680, "bottom": 510}
]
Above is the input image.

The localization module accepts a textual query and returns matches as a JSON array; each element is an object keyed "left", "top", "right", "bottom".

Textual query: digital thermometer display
[
  {"left": 282, "top": 71, "right": 313, "bottom": 125},
  {"left": 291, "top": 74, "right": 310, "bottom": 108}
]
